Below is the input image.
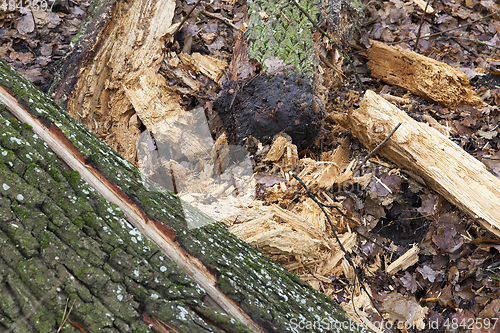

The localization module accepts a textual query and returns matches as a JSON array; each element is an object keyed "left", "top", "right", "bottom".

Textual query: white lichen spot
[
  {"left": 10, "top": 137, "right": 23, "bottom": 145},
  {"left": 176, "top": 306, "right": 189, "bottom": 320},
  {"left": 131, "top": 237, "right": 137, "bottom": 243},
  {"left": 2, "top": 151, "right": 6, "bottom": 156},
  {"left": 2, "top": 184, "right": 10, "bottom": 191},
  {"left": 117, "top": 294, "right": 123, "bottom": 301},
  {"left": 159, "top": 256, "right": 164, "bottom": 261},
  {"left": 151, "top": 293, "right": 159, "bottom": 299},
  {"left": 160, "top": 266, "right": 167, "bottom": 272},
  {"left": 134, "top": 269, "right": 139, "bottom": 277},
  {"left": 55, "top": 256, "right": 59, "bottom": 260}
]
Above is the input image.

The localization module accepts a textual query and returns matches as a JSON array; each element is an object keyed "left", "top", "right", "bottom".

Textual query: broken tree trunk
[
  {"left": 0, "top": 59, "right": 369, "bottom": 332},
  {"left": 49, "top": 0, "right": 364, "bottom": 161},
  {"left": 345, "top": 90, "right": 500, "bottom": 238}
]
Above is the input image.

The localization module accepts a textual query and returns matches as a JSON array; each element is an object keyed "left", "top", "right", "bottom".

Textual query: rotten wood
[
  {"left": 366, "top": 40, "right": 485, "bottom": 108},
  {"left": 346, "top": 90, "right": 500, "bottom": 238}
]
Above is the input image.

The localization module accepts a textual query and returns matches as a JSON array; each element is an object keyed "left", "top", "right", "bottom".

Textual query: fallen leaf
[
  {"left": 478, "top": 299, "right": 500, "bottom": 318},
  {"left": 432, "top": 226, "right": 463, "bottom": 253},
  {"left": 16, "top": 10, "right": 35, "bottom": 35},
  {"left": 399, "top": 271, "right": 418, "bottom": 293},
  {"left": 382, "top": 293, "right": 428, "bottom": 329},
  {"left": 417, "top": 265, "right": 443, "bottom": 283}
]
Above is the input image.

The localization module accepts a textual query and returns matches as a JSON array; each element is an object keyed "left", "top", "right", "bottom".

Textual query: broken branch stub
[{"left": 346, "top": 90, "right": 500, "bottom": 238}]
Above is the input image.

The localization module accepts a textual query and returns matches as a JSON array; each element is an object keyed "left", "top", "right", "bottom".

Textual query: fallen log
[
  {"left": 0, "top": 58, "right": 370, "bottom": 332},
  {"left": 345, "top": 90, "right": 500, "bottom": 238},
  {"left": 366, "top": 40, "right": 485, "bottom": 108}
]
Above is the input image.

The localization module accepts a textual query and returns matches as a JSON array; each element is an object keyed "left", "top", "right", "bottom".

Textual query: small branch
[
  {"left": 413, "top": 0, "right": 432, "bottom": 51},
  {"left": 202, "top": 11, "right": 244, "bottom": 33},
  {"left": 169, "top": 0, "right": 203, "bottom": 43},
  {"left": 438, "top": 36, "right": 500, "bottom": 50},
  {"left": 352, "top": 122, "right": 402, "bottom": 175},
  {"left": 57, "top": 298, "right": 77, "bottom": 332},
  {"left": 389, "top": 10, "right": 499, "bottom": 46},
  {"left": 289, "top": 0, "right": 366, "bottom": 92},
  {"left": 290, "top": 172, "right": 392, "bottom": 331}
]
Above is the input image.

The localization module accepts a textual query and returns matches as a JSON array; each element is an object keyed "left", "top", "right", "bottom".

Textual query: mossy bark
[{"left": 0, "top": 59, "right": 370, "bottom": 332}]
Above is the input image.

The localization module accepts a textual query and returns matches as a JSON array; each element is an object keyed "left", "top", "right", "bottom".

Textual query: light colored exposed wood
[
  {"left": 346, "top": 90, "right": 500, "bottom": 238},
  {"left": 411, "top": 0, "right": 436, "bottom": 15},
  {"left": 178, "top": 52, "right": 228, "bottom": 84},
  {"left": 386, "top": 245, "right": 419, "bottom": 275},
  {"left": 366, "top": 40, "right": 485, "bottom": 108},
  {"left": 66, "top": 0, "right": 178, "bottom": 162},
  {"left": 63, "top": 0, "right": 228, "bottom": 164}
]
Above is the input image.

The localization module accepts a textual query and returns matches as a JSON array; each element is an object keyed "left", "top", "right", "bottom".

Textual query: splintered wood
[
  {"left": 366, "top": 41, "right": 485, "bottom": 108},
  {"left": 386, "top": 244, "right": 419, "bottom": 275},
  {"left": 58, "top": 0, "right": 228, "bottom": 162},
  {"left": 218, "top": 135, "right": 387, "bottom": 319},
  {"left": 347, "top": 90, "right": 500, "bottom": 238}
]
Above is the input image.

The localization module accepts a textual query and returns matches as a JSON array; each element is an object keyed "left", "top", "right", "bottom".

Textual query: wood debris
[
  {"left": 366, "top": 40, "right": 485, "bottom": 108},
  {"left": 411, "top": 0, "right": 436, "bottom": 15},
  {"left": 386, "top": 244, "right": 419, "bottom": 275},
  {"left": 345, "top": 90, "right": 500, "bottom": 238},
  {"left": 265, "top": 135, "right": 298, "bottom": 172}
]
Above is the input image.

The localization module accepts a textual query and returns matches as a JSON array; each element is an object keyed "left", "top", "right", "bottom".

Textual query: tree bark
[{"left": 0, "top": 59, "right": 369, "bottom": 332}]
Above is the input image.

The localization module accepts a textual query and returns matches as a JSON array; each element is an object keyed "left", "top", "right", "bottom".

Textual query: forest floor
[{"left": 1, "top": 0, "right": 500, "bottom": 332}]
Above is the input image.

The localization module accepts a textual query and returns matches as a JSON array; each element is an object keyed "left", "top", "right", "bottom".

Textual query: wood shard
[
  {"left": 386, "top": 245, "right": 419, "bottom": 274},
  {"left": 347, "top": 90, "right": 500, "bottom": 238},
  {"left": 411, "top": 0, "right": 436, "bottom": 15},
  {"left": 366, "top": 40, "right": 485, "bottom": 108},
  {"left": 180, "top": 52, "right": 228, "bottom": 84},
  {"left": 229, "top": 205, "right": 322, "bottom": 256},
  {"left": 123, "top": 67, "right": 184, "bottom": 128},
  {"left": 265, "top": 135, "right": 298, "bottom": 171},
  {"left": 265, "top": 136, "right": 289, "bottom": 161}
]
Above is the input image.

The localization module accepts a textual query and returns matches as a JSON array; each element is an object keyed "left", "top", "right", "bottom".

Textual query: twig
[
  {"left": 202, "top": 11, "right": 244, "bottom": 33},
  {"left": 57, "top": 298, "right": 77, "bottom": 332},
  {"left": 289, "top": 0, "right": 366, "bottom": 92},
  {"left": 352, "top": 122, "right": 402, "bottom": 175},
  {"left": 411, "top": 13, "right": 498, "bottom": 72},
  {"left": 438, "top": 36, "right": 500, "bottom": 50},
  {"left": 389, "top": 10, "right": 499, "bottom": 46},
  {"left": 290, "top": 172, "right": 392, "bottom": 331},
  {"left": 169, "top": 0, "right": 203, "bottom": 43},
  {"left": 413, "top": 0, "right": 431, "bottom": 51}
]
